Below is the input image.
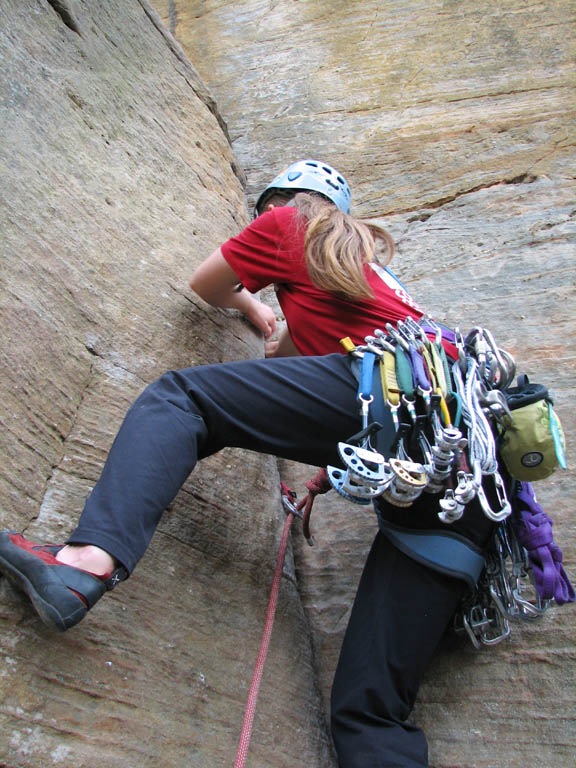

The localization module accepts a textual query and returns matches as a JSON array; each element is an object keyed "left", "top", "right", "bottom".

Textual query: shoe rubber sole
[{"left": 0, "top": 535, "right": 87, "bottom": 631}]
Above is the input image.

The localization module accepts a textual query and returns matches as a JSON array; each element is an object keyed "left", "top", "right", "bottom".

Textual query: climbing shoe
[{"left": 0, "top": 531, "right": 127, "bottom": 631}]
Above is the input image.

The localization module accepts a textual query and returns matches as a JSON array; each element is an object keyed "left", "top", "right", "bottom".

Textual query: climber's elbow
[{"left": 189, "top": 248, "right": 240, "bottom": 307}]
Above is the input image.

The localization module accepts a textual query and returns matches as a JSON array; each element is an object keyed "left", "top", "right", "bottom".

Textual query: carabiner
[
  {"left": 401, "top": 394, "right": 418, "bottom": 423},
  {"left": 359, "top": 394, "right": 374, "bottom": 431},
  {"left": 396, "top": 320, "right": 418, "bottom": 347},
  {"left": 476, "top": 472, "right": 511, "bottom": 522},
  {"left": 373, "top": 328, "right": 396, "bottom": 353},
  {"left": 281, "top": 493, "right": 303, "bottom": 519},
  {"left": 387, "top": 400, "right": 400, "bottom": 431},
  {"left": 385, "top": 322, "right": 410, "bottom": 352},
  {"left": 481, "top": 598, "right": 511, "bottom": 645},
  {"left": 454, "top": 327, "right": 467, "bottom": 375}
]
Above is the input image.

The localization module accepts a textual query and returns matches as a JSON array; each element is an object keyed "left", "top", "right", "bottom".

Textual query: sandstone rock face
[
  {"left": 157, "top": 0, "right": 575, "bottom": 214},
  {"left": 1, "top": 1, "right": 574, "bottom": 767},
  {"left": 0, "top": 2, "right": 332, "bottom": 766},
  {"left": 155, "top": 1, "right": 576, "bottom": 766}
]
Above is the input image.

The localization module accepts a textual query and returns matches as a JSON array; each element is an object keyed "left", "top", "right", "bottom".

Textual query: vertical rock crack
[{"left": 46, "top": 0, "right": 82, "bottom": 36}]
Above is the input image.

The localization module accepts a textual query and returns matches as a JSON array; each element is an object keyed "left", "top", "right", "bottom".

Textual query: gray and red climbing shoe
[{"left": 0, "top": 531, "right": 127, "bottom": 631}]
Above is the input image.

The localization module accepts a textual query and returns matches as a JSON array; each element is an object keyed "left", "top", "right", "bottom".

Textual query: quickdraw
[{"left": 327, "top": 350, "right": 396, "bottom": 504}]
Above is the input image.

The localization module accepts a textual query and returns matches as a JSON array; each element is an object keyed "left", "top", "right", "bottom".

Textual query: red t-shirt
[{"left": 221, "top": 206, "right": 426, "bottom": 356}]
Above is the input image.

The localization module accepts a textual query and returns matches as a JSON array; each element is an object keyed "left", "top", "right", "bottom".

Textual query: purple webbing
[
  {"left": 408, "top": 345, "right": 431, "bottom": 391},
  {"left": 510, "top": 481, "right": 575, "bottom": 604},
  {"left": 421, "top": 323, "right": 456, "bottom": 345}
]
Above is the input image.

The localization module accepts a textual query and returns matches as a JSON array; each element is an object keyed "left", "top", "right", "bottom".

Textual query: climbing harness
[{"left": 330, "top": 317, "right": 572, "bottom": 647}]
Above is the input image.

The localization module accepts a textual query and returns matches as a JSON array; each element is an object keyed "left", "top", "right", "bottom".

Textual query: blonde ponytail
[{"left": 294, "top": 193, "right": 394, "bottom": 300}]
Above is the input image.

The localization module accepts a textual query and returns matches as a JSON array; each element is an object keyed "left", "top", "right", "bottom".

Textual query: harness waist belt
[{"left": 379, "top": 520, "right": 485, "bottom": 588}]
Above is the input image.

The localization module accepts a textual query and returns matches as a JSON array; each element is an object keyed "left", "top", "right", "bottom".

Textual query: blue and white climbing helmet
[{"left": 255, "top": 159, "right": 351, "bottom": 215}]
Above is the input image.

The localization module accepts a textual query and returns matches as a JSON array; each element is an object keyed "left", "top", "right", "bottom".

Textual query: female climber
[{"left": 0, "top": 160, "right": 503, "bottom": 768}]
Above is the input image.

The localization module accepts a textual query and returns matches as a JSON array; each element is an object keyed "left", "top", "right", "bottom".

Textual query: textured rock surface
[
  {"left": 157, "top": 0, "right": 575, "bottom": 214},
  {"left": 155, "top": 1, "right": 576, "bottom": 766},
  {"left": 1, "top": 0, "right": 574, "bottom": 767},
  {"left": 0, "top": 1, "right": 332, "bottom": 766}
]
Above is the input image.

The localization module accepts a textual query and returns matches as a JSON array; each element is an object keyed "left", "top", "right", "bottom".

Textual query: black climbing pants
[
  {"left": 68, "top": 353, "right": 476, "bottom": 767},
  {"left": 69, "top": 354, "right": 361, "bottom": 572},
  {"left": 330, "top": 532, "right": 467, "bottom": 768}
]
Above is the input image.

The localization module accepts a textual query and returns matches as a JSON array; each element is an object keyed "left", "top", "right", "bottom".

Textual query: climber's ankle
[{"left": 56, "top": 544, "right": 117, "bottom": 576}]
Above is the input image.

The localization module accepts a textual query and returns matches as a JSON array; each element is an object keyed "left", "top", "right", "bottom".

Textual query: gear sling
[{"left": 332, "top": 317, "right": 573, "bottom": 646}]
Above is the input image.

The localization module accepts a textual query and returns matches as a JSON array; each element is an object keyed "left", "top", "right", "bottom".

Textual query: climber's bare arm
[{"left": 189, "top": 249, "right": 276, "bottom": 339}]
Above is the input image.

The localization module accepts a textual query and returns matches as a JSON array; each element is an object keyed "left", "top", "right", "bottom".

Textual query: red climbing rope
[
  {"left": 299, "top": 467, "right": 332, "bottom": 542},
  {"left": 234, "top": 510, "right": 293, "bottom": 768},
  {"left": 234, "top": 468, "right": 331, "bottom": 767}
]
